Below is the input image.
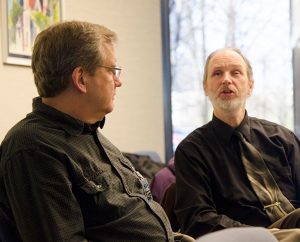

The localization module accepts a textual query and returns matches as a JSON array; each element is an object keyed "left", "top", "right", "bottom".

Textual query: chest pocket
[
  {"left": 80, "top": 178, "right": 107, "bottom": 194},
  {"left": 79, "top": 170, "right": 110, "bottom": 194}
]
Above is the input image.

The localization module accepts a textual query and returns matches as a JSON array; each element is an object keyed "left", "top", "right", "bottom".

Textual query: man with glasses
[{"left": 0, "top": 21, "right": 194, "bottom": 242}]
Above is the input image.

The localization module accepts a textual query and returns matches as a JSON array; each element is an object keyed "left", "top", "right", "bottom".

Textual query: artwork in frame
[{"left": 1, "top": 0, "right": 62, "bottom": 66}]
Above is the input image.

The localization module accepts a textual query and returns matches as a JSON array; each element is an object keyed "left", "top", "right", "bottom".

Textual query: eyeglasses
[{"left": 99, "top": 65, "right": 122, "bottom": 79}]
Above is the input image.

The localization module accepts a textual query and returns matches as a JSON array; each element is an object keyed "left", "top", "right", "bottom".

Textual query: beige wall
[{"left": 0, "top": 0, "right": 166, "bottom": 161}]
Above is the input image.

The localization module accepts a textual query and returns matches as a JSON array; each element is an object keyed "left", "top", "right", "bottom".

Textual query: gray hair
[{"left": 202, "top": 47, "right": 253, "bottom": 85}]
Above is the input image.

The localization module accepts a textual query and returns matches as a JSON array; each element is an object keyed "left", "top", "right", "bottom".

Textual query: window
[{"left": 166, "top": 0, "right": 293, "bottom": 151}]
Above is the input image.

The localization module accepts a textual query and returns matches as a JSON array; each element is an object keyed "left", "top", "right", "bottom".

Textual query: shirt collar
[
  {"left": 32, "top": 97, "right": 105, "bottom": 136},
  {"left": 212, "top": 110, "right": 251, "bottom": 144}
]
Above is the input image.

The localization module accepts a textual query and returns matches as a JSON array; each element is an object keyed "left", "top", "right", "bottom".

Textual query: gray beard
[{"left": 211, "top": 98, "right": 243, "bottom": 113}]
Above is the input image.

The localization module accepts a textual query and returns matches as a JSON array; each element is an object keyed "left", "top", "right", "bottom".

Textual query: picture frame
[{"left": 1, "top": 0, "right": 62, "bottom": 66}]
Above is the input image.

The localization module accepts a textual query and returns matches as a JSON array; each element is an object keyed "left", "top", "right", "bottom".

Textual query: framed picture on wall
[{"left": 1, "top": 0, "right": 62, "bottom": 66}]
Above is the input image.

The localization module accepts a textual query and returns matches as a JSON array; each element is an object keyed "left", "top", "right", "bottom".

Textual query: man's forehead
[
  {"left": 208, "top": 50, "right": 247, "bottom": 69},
  {"left": 103, "top": 43, "right": 117, "bottom": 63}
]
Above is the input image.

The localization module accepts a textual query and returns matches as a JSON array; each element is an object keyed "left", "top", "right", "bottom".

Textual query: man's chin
[
  {"left": 216, "top": 100, "right": 241, "bottom": 113},
  {"left": 105, "top": 106, "right": 114, "bottom": 115}
]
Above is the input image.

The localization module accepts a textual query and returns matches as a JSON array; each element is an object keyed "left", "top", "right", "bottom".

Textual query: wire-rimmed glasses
[{"left": 99, "top": 65, "right": 122, "bottom": 79}]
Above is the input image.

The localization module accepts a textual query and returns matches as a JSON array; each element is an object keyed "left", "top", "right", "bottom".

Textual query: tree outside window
[{"left": 170, "top": 0, "right": 293, "bottom": 150}]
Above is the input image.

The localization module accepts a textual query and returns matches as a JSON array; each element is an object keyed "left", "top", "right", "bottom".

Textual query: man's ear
[
  {"left": 71, "top": 66, "right": 87, "bottom": 93},
  {"left": 203, "top": 82, "right": 208, "bottom": 96},
  {"left": 248, "top": 79, "right": 254, "bottom": 96}
]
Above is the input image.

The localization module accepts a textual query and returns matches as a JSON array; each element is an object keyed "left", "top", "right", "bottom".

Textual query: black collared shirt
[
  {"left": 175, "top": 112, "right": 300, "bottom": 238},
  {"left": 0, "top": 97, "right": 173, "bottom": 242}
]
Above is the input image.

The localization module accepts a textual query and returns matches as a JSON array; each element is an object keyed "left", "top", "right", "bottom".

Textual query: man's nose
[
  {"left": 114, "top": 77, "right": 122, "bottom": 87},
  {"left": 222, "top": 72, "right": 232, "bottom": 84}
]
